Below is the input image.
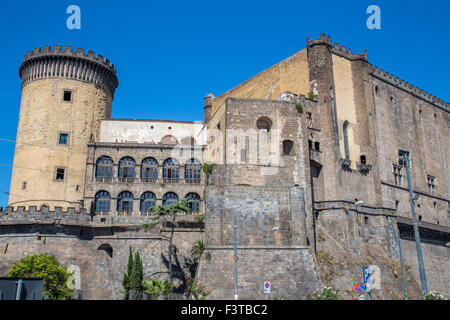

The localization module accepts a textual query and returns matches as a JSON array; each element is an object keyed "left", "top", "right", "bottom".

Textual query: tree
[
  {"left": 191, "top": 239, "right": 205, "bottom": 261},
  {"left": 122, "top": 247, "right": 134, "bottom": 299},
  {"left": 143, "top": 198, "right": 191, "bottom": 288},
  {"left": 7, "top": 253, "right": 74, "bottom": 300},
  {"left": 130, "top": 251, "right": 144, "bottom": 300}
]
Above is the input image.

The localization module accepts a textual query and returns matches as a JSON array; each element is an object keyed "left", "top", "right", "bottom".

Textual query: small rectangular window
[
  {"left": 55, "top": 167, "right": 65, "bottom": 181},
  {"left": 63, "top": 90, "right": 73, "bottom": 102},
  {"left": 22, "top": 181, "right": 27, "bottom": 190},
  {"left": 59, "top": 133, "right": 69, "bottom": 145}
]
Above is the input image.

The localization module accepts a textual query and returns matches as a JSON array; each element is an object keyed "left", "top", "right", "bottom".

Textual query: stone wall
[
  {"left": 313, "top": 201, "right": 450, "bottom": 299},
  {"left": 0, "top": 207, "right": 204, "bottom": 299},
  {"left": 196, "top": 185, "right": 321, "bottom": 299}
]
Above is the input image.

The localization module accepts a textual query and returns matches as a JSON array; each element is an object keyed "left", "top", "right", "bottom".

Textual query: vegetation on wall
[
  {"left": 307, "top": 287, "right": 341, "bottom": 300},
  {"left": 7, "top": 253, "right": 74, "bottom": 300},
  {"left": 191, "top": 239, "right": 205, "bottom": 261},
  {"left": 296, "top": 103, "right": 304, "bottom": 113}
]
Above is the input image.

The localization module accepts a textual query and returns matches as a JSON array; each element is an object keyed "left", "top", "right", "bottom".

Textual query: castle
[{"left": 0, "top": 33, "right": 448, "bottom": 299}]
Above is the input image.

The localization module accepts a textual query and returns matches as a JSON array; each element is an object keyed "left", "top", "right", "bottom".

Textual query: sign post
[
  {"left": 355, "top": 282, "right": 366, "bottom": 300},
  {"left": 363, "top": 267, "right": 372, "bottom": 300},
  {"left": 264, "top": 281, "right": 270, "bottom": 300}
]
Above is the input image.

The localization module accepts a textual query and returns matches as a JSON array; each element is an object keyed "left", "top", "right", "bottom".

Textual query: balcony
[{"left": 118, "top": 177, "right": 137, "bottom": 183}]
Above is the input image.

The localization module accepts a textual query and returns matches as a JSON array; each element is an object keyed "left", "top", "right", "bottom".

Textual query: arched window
[
  {"left": 97, "top": 244, "right": 113, "bottom": 258},
  {"left": 117, "top": 191, "right": 134, "bottom": 212},
  {"left": 140, "top": 192, "right": 156, "bottom": 213},
  {"left": 118, "top": 157, "right": 136, "bottom": 182},
  {"left": 163, "top": 192, "right": 178, "bottom": 205},
  {"left": 256, "top": 117, "right": 272, "bottom": 132},
  {"left": 343, "top": 121, "right": 350, "bottom": 160},
  {"left": 163, "top": 158, "right": 180, "bottom": 182},
  {"left": 95, "top": 191, "right": 111, "bottom": 213},
  {"left": 282, "top": 140, "right": 293, "bottom": 155},
  {"left": 161, "top": 135, "right": 178, "bottom": 145},
  {"left": 185, "top": 159, "right": 202, "bottom": 184},
  {"left": 96, "top": 156, "right": 113, "bottom": 181},
  {"left": 185, "top": 193, "right": 201, "bottom": 213},
  {"left": 141, "top": 157, "right": 158, "bottom": 182}
]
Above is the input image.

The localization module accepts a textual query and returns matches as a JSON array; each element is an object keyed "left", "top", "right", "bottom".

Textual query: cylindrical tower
[{"left": 9, "top": 45, "right": 118, "bottom": 210}]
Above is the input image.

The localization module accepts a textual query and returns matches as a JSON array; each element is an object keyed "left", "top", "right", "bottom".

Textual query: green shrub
[
  {"left": 296, "top": 103, "right": 304, "bottom": 113},
  {"left": 143, "top": 278, "right": 172, "bottom": 300},
  {"left": 307, "top": 91, "right": 316, "bottom": 100},
  {"left": 307, "top": 287, "right": 341, "bottom": 300},
  {"left": 423, "top": 291, "right": 446, "bottom": 300},
  {"left": 7, "top": 253, "right": 74, "bottom": 300}
]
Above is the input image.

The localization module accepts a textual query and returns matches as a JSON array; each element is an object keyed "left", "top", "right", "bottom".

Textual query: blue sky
[{"left": 0, "top": 0, "right": 449, "bottom": 206}]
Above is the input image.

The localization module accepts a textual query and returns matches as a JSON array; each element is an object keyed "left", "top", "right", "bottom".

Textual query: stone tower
[{"left": 9, "top": 46, "right": 118, "bottom": 210}]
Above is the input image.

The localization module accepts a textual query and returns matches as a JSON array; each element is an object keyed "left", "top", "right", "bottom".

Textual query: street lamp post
[
  {"left": 401, "top": 152, "right": 428, "bottom": 294},
  {"left": 233, "top": 214, "right": 238, "bottom": 300}
]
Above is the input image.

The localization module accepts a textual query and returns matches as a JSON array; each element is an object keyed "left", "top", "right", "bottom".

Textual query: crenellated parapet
[
  {"left": 19, "top": 45, "right": 119, "bottom": 97},
  {"left": 369, "top": 65, "right": 450, "bottom": 112},
  {"left": 306, "top": 33, "right": 368, "bottom": 61}
]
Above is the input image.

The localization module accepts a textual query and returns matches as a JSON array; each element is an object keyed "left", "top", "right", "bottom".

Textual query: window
[
  {"left": 282, "top": 140, "right": 293, "bottom": 155},
  {"left": 393, "top": 164, "right": 403, "bottom": 186},
  {"left": 140, "top": 192, "right": 156, "bottom": 212},
  {"left": 163, "top": 192, "right": 178, "bottom": 206},
  {"left": 141, "top": 158, "right": 158, "bottom": 182},
  {"left": 308, "top": 140, "right": 313, "bottom": 150},
  {"left": 63, "top": 90, "right": 73, "bottom": 102},
  {"left": 163, "top": 158, "right": 180, "bottom": 182},
  {"left": 95, "top": 191, "right": 111, "bottom": 212},
  {"left": 118, "top": 157, "right": 136, "bottom": 182},
  {"left": 96, "top": 156, "right": 114, "bottom": 181},
  {"left": 360, "top": 155, "right": 367, "bottom": 165},
  {"left": 58, "top": 133, "right": 69, "bottom": 145},
  {"left": 117, "top": 191, "right": 134, "bottom": 212},
  {"left": 343, "top": 121, "right": 350, "bottom": 160},
  {"left": 256, "top": 117, "right": 272, "bottom": 132},
  {"left": 306, "top": 112, "right": 313, "bottom": 127},
  {"left": 426, "top": 175, "right": 436, "bottom": 194},
  {"left": 22, "top": 181, "right": 27, "bottom": 190},
  {"left": 185, "top": 159, "right": 202, "bottom": 183},
  {"left": 314, "top": 141, "right": 320, "bottom": 151},
  {"left": 55, "top": 167, "right": 65, "bottom": 181},
  {"left": 185, "top": 193, "right": 201, "bottom": 212}
]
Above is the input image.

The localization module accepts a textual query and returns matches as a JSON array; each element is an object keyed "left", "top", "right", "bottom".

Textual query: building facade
[{"left": 2, "top": 34, "right": 449, "bottom": 299}]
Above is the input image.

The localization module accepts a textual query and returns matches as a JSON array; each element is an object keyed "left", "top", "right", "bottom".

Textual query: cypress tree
[
  {"left": 122, "top": 246, "right": 134, "bottom": 300},
  {"left": 132, "top": 251, "right": 144, "bottom": 300}
]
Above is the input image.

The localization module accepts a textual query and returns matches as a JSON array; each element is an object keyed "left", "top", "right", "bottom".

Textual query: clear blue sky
[{"left": 0, "top": 0, "right": 449, "bottom": 206}]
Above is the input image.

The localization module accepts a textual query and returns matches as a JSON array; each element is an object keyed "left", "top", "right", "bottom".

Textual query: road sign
[
  {"left": 264, "top": 281, "right": 270, "bottom": 294},
  {"left": 355, "top": 282, "right": 366, "bottom": 295}
]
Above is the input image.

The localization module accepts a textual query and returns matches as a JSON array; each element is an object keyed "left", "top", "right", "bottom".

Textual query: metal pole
[
  {"left": 233, "top": 214, "right": 238, "bottom": 300},
  {"left": 404, "top": 156, "right": 428, "bottom": 294},
  {"left": 397, "top": 228, "right": 408, "bottom": 300},
  {"left": 16, "top": 279, "right": 23, "bottom": 300}
]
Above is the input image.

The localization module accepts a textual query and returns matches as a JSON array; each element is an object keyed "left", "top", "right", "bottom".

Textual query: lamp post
[
  {"left": 401, "top": 152, "right": 428, "bottom": 294},
  {"left": 233, "top": 214, "right": 238, "bottom": 300}
]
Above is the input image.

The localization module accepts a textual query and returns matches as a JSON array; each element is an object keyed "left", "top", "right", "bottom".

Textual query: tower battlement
[
  {"left": 306, "top": 33, "right": 368, "bottom": 61},
  {"left": 19, "top": 45, "right": 118, "bottom": 97}
]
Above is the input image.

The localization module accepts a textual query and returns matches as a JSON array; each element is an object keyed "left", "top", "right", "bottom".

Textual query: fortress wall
[
  {"left": 0, "top": 207, "right": 203, "bottom": 299},
  {"left": 211, "top": 49, "right": 310, "bottom": 115},
  {"left": 196, "top": 185, "right": 321, "bottom": 299}
]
